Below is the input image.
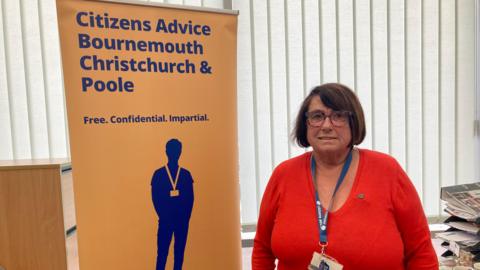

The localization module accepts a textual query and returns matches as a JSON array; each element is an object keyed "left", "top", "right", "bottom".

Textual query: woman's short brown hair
[{"left": 292, "top": 83, "right": 366, "bottom": 148}]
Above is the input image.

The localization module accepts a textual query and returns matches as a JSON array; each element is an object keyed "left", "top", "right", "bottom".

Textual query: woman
[{"left": 252, "top": 83, "right": 438, "bottom": 270}]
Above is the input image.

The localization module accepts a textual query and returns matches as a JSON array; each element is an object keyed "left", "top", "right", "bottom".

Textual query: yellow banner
[{"left": 56, "top": 1, "right": 240, "bottom": 269}]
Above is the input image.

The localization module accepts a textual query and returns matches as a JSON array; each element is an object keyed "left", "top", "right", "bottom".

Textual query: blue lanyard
[{"left": 310, "top": 150, "right": 353, "bottom": 245}]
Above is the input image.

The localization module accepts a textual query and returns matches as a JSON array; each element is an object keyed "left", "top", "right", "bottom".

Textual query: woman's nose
[{"left": 320, "top": 116, "right": 334, "bottom": 129}]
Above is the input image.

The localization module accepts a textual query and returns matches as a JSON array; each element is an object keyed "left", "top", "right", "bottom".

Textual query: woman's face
[{"left": 306, "top": 96, "right": 352, "bottom": 155}]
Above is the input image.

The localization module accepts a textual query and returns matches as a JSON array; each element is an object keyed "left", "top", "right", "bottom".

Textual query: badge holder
[{"left": 309, "top": 243, "right": 343, "bottom": 270}]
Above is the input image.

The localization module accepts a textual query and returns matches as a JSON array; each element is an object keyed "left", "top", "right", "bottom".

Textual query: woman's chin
[{"left": 314, "top": 144, "right": 348, "bottom": 154}]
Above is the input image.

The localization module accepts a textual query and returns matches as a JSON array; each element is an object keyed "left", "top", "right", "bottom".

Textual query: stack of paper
[{"left": 437, "top": 183, "right": 480, "bottom": 261}]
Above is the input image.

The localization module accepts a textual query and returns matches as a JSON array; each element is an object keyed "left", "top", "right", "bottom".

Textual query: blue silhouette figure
[{"left": 151, "top": 139, "right": 194, "bottom": 270}]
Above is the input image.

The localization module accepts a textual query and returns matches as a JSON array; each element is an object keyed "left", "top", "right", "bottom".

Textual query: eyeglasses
[{"left": 305, "top": 110, "right": 352, "bottom": 127}]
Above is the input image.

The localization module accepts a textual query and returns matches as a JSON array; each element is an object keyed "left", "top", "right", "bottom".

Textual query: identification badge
[
  {"left": 170, "top": 190, "right": 179, "bottom": 197},
  {"left": 308, "top": 252, "right": 343, "bottom": 270}
]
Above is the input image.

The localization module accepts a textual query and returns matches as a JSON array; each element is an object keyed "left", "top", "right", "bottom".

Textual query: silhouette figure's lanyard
[
  {"left": 166, "top": 165, "right": 181, "bottom": 191},
  {"left": 310, "top": 150, "right": 352, "bottom": 254}
]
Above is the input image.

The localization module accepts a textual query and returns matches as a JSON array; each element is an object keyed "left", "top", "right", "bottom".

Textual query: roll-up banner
[{"left": 55, "top": 0, "right": 240, "bottom": 269}]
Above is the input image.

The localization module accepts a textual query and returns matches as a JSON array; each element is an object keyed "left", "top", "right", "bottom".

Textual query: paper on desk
[
  {"left": 445, "top": 206, "right": 479, "bottom": 221},
  {"left": 446, "top": 221, "right": 480, "bottom": 234},
  {"left": 436, "top": 231, "right": 480, "bottom": 242}
]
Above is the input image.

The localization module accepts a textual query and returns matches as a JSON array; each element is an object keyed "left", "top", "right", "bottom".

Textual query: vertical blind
[
  {"left": 234, "top": 0, "right": 478, "bottom": 224},
  {"left": 0, "top": 0, "right": 478, "bottom": 225},
  {"left": 1, "top": 0, "right": 69, "bottom": 159}
]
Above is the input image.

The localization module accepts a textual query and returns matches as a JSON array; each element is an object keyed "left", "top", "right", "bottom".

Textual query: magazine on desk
[
  {"left": 437, "top": 182, "right": 480, "bottom": 260},
  {"left": 445, "top": 217, "right": 480, "bottom": 235},
  {"left": 441, "top": 182, "right": 480, "bottom": 222}
]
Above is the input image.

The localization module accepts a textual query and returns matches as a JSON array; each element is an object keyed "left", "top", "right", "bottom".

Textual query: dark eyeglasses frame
[{"left": 305, "top": 110, "right": 352, "bottom": 127}]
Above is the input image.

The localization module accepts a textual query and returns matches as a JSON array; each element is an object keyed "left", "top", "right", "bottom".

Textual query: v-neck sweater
[{"left": 252, "top": 149, "right": 438, "bottom": 270}]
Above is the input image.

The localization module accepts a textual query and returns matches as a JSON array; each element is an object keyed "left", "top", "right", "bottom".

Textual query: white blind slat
[
  {"left": 303, "top": 0, "right": 321, "bottom": 87},
  {"left": 0, "top": 1, "right": 14, "bottom": 160},
  {"left": 439, "top": 0, "right": 457, "bottom": 192},
  {"left": 389, "top": 0, "right": 406, "bottom": 168},
  {"left": 320, "top": 0, "right": 337, "bottom": 83},
  {"left": 423, "top": 0, "right": 440, "bottom": 216},
  {"left": 252, "top": 0, "right": 273, "bottom": 200},
  {"left": 355, "top": 0, "right": 373, "bottom": 150},
  {"left": 21, "top": 0, "right": 50, "bottom": 158},
  {"left": 285, "top": 0, "right": 305, "bottom": 159},
  {"left": 457, "top": 0, "right": 476, "bottom": 184},
  {"left": 201, "top": 0, "right": 224, "bottom": 9},
  {"left": 372, "top": 0, "right": 389, "bottom": 153},
  {"left": 338, "top": 0, "right": 355, "bottom": 88},
  {"left": 234, "top": 0, "right": 258, "bottom": 223},
  {"left": 3, "top": 0, "right": 32, "bottom": 159},
  {"left": 475, "top": 1, "right": 480, "bottom": 183},
  {"left": 406, "top": 0, "right": 423, "bottom": 195},
  {"left": 269, "top": 0, "right": 289, "bottom": 167},
  {"left": 165, "top": 0, "right": 183, "bottom": 4},
  {"left": 38, "top": 0, "right": 69, "bottom": 158},
  {"left": 184, "top": 0, "right": 202, "bottom": 6}
]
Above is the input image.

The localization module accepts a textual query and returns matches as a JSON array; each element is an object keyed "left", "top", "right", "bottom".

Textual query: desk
[{"left": 0, "top": 159, "right": 71, "bottom": 270}]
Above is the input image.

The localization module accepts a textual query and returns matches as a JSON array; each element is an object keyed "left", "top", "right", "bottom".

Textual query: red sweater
[{"left": 252, "top": 149, "right": 438, "bottom": 270}]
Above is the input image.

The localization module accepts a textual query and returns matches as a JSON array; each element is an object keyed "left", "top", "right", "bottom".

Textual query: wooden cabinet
[{"left": 0, "top": 159, "right": 72, "bottom": 270}]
